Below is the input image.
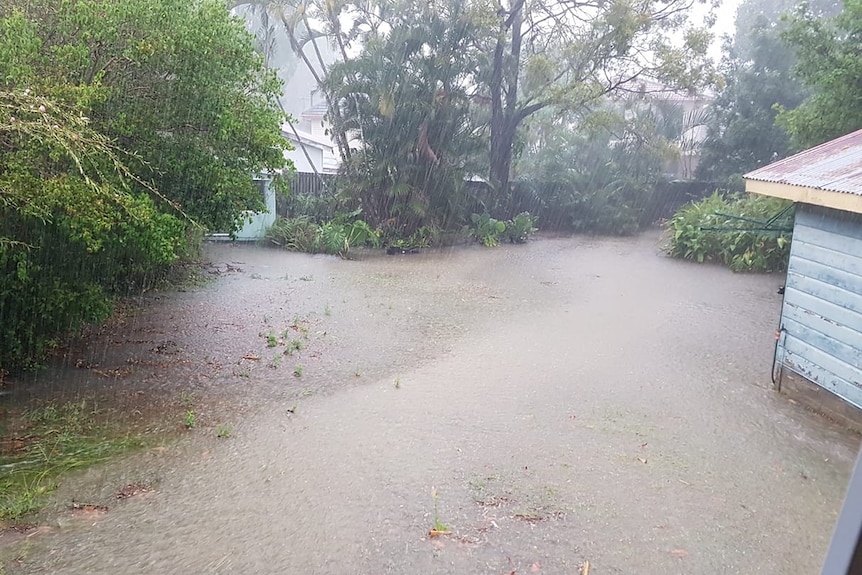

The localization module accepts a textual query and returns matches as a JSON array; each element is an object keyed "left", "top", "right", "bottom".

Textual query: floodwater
[{"left": 3, "top": 231, "right": 860, "bottom": 574}]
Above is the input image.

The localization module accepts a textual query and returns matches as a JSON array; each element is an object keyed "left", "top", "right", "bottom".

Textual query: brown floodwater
[{"left": 2, "top": 231, "right": 860, "bottom": 574}]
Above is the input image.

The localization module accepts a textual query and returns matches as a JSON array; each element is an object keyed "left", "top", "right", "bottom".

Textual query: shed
[{"left": 745, "top": 129, "right": 862, "bottom": 427}]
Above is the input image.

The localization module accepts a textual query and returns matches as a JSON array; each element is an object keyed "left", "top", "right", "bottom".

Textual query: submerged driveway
[{"left": 5, "top": 232, "right": 860, "bottom": 574}]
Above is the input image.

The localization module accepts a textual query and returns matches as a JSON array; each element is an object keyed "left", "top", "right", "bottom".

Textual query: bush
[
  {"left": 266, "top": 216, "right": 380, "bottom": 257},
  {"left": 666, "top": 192, "right": 793, "bottom": 272},
  {"left": 466, "top": 211, "right": 538, "bottom": 247}
]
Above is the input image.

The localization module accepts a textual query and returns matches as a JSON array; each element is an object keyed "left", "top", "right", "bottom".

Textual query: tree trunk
[{"left": 488, "top": 0, "right": 524, "bottom": 197}]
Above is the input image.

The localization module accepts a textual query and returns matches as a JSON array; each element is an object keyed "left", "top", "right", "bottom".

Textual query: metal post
[{"left": 822, "top": 448, "right": 862, "bottom": 574}]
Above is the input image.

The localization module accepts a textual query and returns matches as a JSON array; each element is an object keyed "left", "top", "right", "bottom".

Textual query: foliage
[
  {"left": 667, "top": 192, "right": 793, "bottom": 272},
  {"left": 325, "top": 0, "right": 485, "bottom": 236},
  {"left": 468, "top": 213, "right": 508, "bottom": 247},
  {"left": 777, "top": 0, "right": 862, "bottom": 148},
  {"left": 512, "top": 107, "right": 671, "bottom": 235},
  {"left": 0, "top": 0, "right": 289, "bottom": 371},
  {"left": 505, "top": 212, "right": 538, "bottom": 244},
  {"left": 266, "top": 216, "right": 380, "bottom": 257},
  {"left": 478, "top": 0, "right": 717, "bottom": 195},
  {"left": 695, "top": 0, "right": 840, "bottom": 186}
]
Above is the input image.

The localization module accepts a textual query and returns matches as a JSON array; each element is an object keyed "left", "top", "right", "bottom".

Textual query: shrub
[
  {"left": 266, "top": 216, "right": 380, "bottom": 257},
  {"left": 666, "top": 192, "right": 793, "bottom": 272}
]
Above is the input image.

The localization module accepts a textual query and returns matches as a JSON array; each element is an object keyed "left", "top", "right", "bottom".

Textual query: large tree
[
  {"left": 478, "top": 0, "right": 714, "bottom": 194},
  {"left": 696, "top": 0, "right": 839, "bottom": 186},
  {"left": 0, "top": 0, "right": 289, "bottom": 369},
  {"left": 324, "top": 0, "right": 485, "bottom": 233},
  {"left": 778, "top": 0, "right": 862, "bottom": 148}
]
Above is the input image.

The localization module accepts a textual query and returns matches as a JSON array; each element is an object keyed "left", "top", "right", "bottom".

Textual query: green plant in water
[
  {"left": 0, "top": 401, "right": 144, "bottom": 521},
  {"left": 269, "top": 353, "right": 282, "bottom": 369},
  {"left": 294, "top": 364, "right": 303, "bottom": 377},
  {"left": 469, "top": 212, "right": 507, "bottom": 247},
  {"left": 666, "top": 192, "right": 793, "bottom": 272},
  {"left": 431, "top": 487, "right": 450, "bottom": 533},
  {"left": 185, "top": 410, "right": 196, "bottom": 429},
  {"left": 216, "top": 423, "right": 234, "bottom": 438},
  {"left": 505, "top": 212, "right": 538, "bottom": 243},
  {"left": 266, "top": 330, "right": 278, "bottom": 348}
]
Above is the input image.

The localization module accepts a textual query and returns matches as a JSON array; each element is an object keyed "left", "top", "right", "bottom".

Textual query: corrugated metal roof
[{"left": 744, "top": 129, "right": 862, "bottom": 196}]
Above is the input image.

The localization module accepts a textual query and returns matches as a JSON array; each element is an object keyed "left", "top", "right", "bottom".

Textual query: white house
[
  {"left": 282, "top": 124, "right": 334, "bottom": 174},
  {"left": 297, "top": 98, "right": 342, "bottom": 174}
]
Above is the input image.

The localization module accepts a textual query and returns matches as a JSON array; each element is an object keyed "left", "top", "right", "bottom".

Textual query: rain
[{"left": 1, "top": 0, "right": 860, "bottom": 573}]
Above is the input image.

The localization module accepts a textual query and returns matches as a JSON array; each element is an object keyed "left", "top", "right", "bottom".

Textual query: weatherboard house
[{"left": 744, "top": 129, "right": 862, "bottom": 429}]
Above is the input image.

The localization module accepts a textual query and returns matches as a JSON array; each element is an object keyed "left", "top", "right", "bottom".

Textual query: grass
[
  {"left": 293, "top": 364, "right": 303, "bottom": 377},
  {"left": 269, "top": 353, "right": 282, "bottom": 369},
  {"left": 266, "top": 330, "right": 278, "bottom": 348},
  {"left": 0, "top": 400, "right": 144, "bottom": 523},
  {"left": 431, "top": 488, "right": 450, "bottom": 534},
  {"left": 216, "top": 423, "right": 234, "bottom": 438},
  {"left": 184, "top": 410, "right": 196, "bottom": 429}
]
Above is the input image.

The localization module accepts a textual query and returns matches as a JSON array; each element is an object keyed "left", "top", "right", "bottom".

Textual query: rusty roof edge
[{"left": 743, "top": 128, "right": 862, "bottom": 182}]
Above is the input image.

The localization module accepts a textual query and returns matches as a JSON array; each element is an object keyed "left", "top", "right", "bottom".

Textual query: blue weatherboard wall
[{"left": 778, "top": 204, "right": 862, "bottom": 409}]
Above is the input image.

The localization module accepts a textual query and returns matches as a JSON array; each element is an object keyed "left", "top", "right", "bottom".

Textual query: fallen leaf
[
  {"left": 671, "top": 549, "right": 688, "bottom": 557},
  {"left": 530, "top": 561, "right": 542, "bottom": 572},
  {"left": 640, "top": 442, "right": 648, "bottom": 449},
  {"left": 638, "top": 457, "right": 648, "bottom": 464},
  {"left": 428, "top": 529, "right": 452, "bottom": 537},
  {"left": 581, "top": 561, "right": 591, "bottom": 575},
  {"left": 243, "top": 354, "right": 261, "bottom": 360}
]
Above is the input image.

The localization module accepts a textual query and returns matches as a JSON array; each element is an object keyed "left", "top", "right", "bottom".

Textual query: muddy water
[{"left": 4, "top": 232, "right": 860, "bottom": 574}]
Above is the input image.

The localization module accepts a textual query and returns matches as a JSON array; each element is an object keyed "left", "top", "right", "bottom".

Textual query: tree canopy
[
  {"left": 0, "top": 0, "right": 289, "bottom": 370},
  {"left": 778, "top": 0, "right": 862, "bottom": 148}
]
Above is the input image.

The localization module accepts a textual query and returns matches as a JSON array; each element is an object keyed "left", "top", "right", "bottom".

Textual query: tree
[
  {"left": 0, "top": 0, "right": 289, "bottom": 369},
  {"left": 696, "top": 0, "right": 839, "bottom": 186},
  {"left": 778, "top": 0, "right": 862, "bottom": 148},
  {"left": 477, "top": 0, "right": 715, "bottom": 195},
  {"left": 324, "top": 0, "right": 485, "bottom": 234}
]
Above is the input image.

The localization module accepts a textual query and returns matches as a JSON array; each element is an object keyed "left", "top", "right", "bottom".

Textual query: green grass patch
[{"left": 0, "top": 400, "right": 145, "bottom": 523}]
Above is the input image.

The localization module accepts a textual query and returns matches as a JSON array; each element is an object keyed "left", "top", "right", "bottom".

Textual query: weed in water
[
  {"left": 299, "top": 275, "right": 314, "bottom": 282},
  {"left": 266, "top": 330, "right": 278, "bottom": 348},
  {"left": 286, "top": 402, "right": 298, "bottom": 414},
  {"left": 300, "top": 388, "right": 314, "bottom": 397},
  {"left": 431, "top": 488, "right": 451, "bottom": 534},
  {"left": 216, "top": 423, "right": 234, "bottom": 438},
  {"left": 324, "top": 303, "right": 331, "bottom": 316},
  {"left": 354, "top": 367, "right": 362, "bottom": 378},
  {"left": 0, "top": 401, "right": 144, "bottom": 522},
  {"left": 185, "top": 410, "right": 196, "bottom": 429},
  {"left": 237, "top": 369, "right": 251, "bottom": 378},
  {"left": 395, "top": 377, "right": 401, "bottom": 389},
  {"left": 289, "top": 339, "right": 303, "bottom": 352},
  {"left": 269, "top": 353, "right": 282, "bottom": 369},
  {"left": 294, "top": 364, "right": 303, "bottom": 377}
]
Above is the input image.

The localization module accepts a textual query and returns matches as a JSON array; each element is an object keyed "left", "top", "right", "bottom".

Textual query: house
[
  {"left": 283, "top": 124, "right": 333, "bottom": 174},
  {"left": 627, "top": 79, "right": 713, "bottom": 180},
  {"left": 744, "top": 129, "right": 862, "bottom": 430},
  {"left": 297, "top": 101, "right": 340, "bottom": 174}
]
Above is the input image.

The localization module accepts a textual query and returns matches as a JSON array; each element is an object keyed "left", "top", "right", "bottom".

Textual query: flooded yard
[{"left": 1, "top": 231, "right": 859, "bottom": 574}]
